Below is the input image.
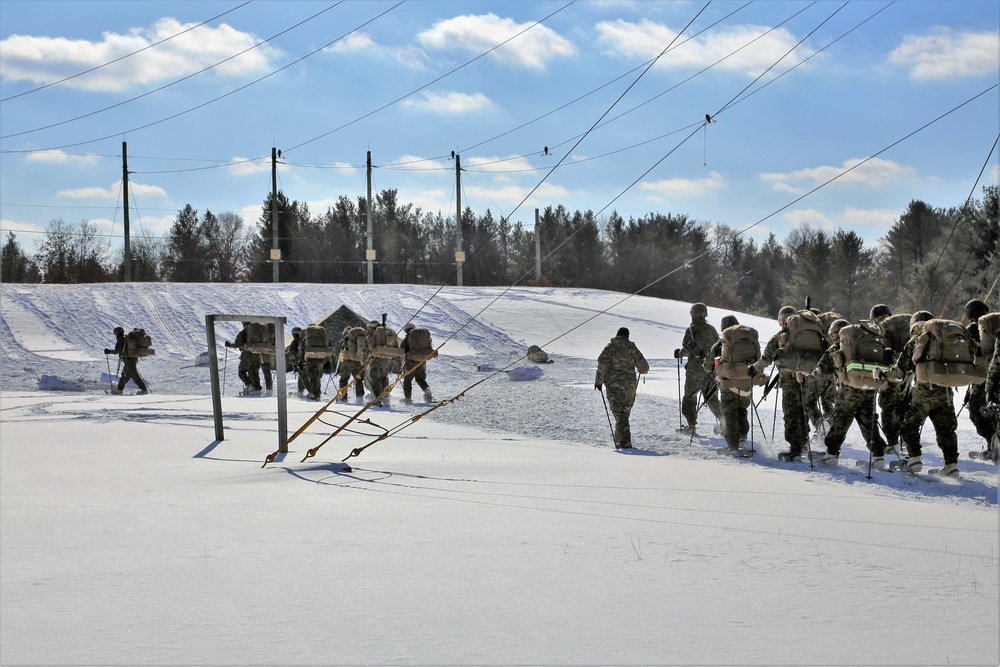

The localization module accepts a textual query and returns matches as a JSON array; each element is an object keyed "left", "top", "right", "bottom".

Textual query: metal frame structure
[{"left": 205, "top": 314, "right": 288, "bottom": 452}]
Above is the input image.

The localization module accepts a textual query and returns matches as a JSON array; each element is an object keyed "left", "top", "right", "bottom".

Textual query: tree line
[{"left": 3, "top": 185, "right": 996, "bottom": 322}]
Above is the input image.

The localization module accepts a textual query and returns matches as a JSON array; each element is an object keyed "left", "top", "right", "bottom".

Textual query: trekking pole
[
  {"left": 771, "top": 382, "right": 779, "bottom": 442},
  {"left": 866, "top": 373, "right": 879, "bottom": 479},
  {"left": 222, "top": 346, "right": 229, "bottom": 395},
  {"left": 676, "top": 355, "right": 682, "bottom": 426},
  {"left": 599, "top": 387, "right": 616, "bottom": 447},
  {"left": 956, "top": 388, "right": 970, "bottom": 418},
  {"left": 750, "top": 399, "right": 770, "bottom": 449},
  {"left": 748, "top": 383, "right": 755, "bottom": 454}
]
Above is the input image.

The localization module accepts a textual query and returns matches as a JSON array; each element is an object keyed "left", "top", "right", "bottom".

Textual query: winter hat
[
  {"left": 870, "top": 304, "right": 891, "bottom": 322},
  {"left": 690, "top": 303, "right": 708, "bottom": 318},
  {"left": 113, "top": 326, "right": 125, "bottom": 336},
  {"left": 720, "top": 315, "right": 739, "bottom": 330},
  {"left": 616, "top": 327, "right": 630, "bottom": 338}
]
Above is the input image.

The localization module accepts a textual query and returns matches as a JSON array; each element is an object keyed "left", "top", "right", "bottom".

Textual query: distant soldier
[
  {"left": 103, "top": 326, "right": 150, "bottom": 395},
  {"left": 287, "top": 327, "right": 306, "bottom": 395},
  {"left": 878, "top": 311, "right": 960, "bottom": 476},
  {"left": 676, "top": 303, "right": 722, "bottom": 435},
  {"left": 596, "top": 327, "right": 649, "bottom": 449},
  {"left": 364, "top": 316, "right": 401, "bottom": 407},
  {"left": 870, "top": 303, "right": 911, "bottom": 451},
  {"left": 259, "top": 323, "right": 275, "bottom": 391},
  {"left": 337, "top": 325, "right": 367, "bottom": 403},
  {"left": 401, "top": 323, "right": 435, "bottom": 402},
  {"left": 984, "top": 339, "right": 1000, "bottom": 462},
  {"left": 224, "top": 322, "right": 261, "bottom": 393}
]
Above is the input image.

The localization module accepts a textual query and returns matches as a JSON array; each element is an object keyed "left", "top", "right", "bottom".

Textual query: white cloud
[
  {"left": 640, "top": 171, "right": 724, "bottom": 197},
  {"left": 57, "top": 181, "right": 167, "bottom": 200},
  {"left": 226, "top": 156, "right": 272, "bottom": 176},
  {"left": 24, "top": 149, "right": 100, "bottom": 166},
  {"left": 0, "top": 18, "right": 284, "bottom": 93},
  {"left": 783, "top": 208, "right": 836, "bottom": 230},
  {"left": 325, "top": 32, "right": 427, "bottom": 69},
  {"left": 595, "top": 19, "right": 810, "bottom": 75},
  {"left": 888, "top": 28, "right": 999, "bottom": 81},
  {"left": 417, "top": 13, "right": 576, "bottom": 68},
  {"left": 840, "top": 206, "right": 900, "bottom": 230},
  {"left": 465, "top": 155, "right": 535, "bottom": 173},
  {"left": 402, "top": 90, "right": 495, "bottom": 113},
  {"left": 761, "top": 158, "right": 915, "bottom": 190}
]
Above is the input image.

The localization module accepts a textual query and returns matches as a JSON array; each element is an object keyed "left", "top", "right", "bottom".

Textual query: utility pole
[
  {"left": 366, "top": 150, "right": 374, "bottom": 284},
  {"left": 271, "top": 147, "right": 279, "bottom": 283},
  {"left": 455, "top": 154, "right": 464, "bottom": 287},
  {"left": 122, "top": 141, "right": 131, "bottom": 282},
  {"left": 534, "top": 208, "right": 542, "bottom": 281}
]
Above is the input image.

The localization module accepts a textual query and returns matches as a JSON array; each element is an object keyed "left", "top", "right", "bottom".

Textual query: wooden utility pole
[
  {"left": 455, "top": 154, "right": 463, "bottom": 287},
  {"left": 534, "top": 208, "right": 542, "bottom": 281},
  {"left": 366, "top": 151, "right": 374, "bottom": 284},
  {"left": 122, "top": 141, "right": 131, "bottom": 282},
  {"left": 271, "top": 147, "right": 279, "bottom": 283}
]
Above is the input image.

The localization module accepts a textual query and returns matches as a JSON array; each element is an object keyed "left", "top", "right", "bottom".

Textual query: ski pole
[
  {"left": 771, "top": 382, "right": 779, "bottom": 442},
  {"left": 675, "top": 354, "right": 682, "bottom": 426},
  {"left": 797, "top": 379, "right": 814, "bottom": 470},
  {"left": 748, "top": 383, "right": 755, "bottom": 454},
  {"left": 599, "top": 387, "right": 616, "bottom": 447},
  {"left": 104, "top": 352, "right": 113, "bottom": 392}
]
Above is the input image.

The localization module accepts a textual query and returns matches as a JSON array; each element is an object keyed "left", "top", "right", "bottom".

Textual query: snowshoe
[
  {"left": 678, "top": 424, "right": 697, "bottom": 436},
  {"left": 777, "top": 451, "right": 802, "bottom": 462},
  {"left": 818, "top": 452, "right": 839, "bottom": 467},
  {"left": 929, "top": 463, "right": 960, "bottom": 478},
  {"left": 717, "top": 447, "right": 753, "bottom": 458},
  {"left": 969, "top": 449, "right": 998, "bottom": 463}
]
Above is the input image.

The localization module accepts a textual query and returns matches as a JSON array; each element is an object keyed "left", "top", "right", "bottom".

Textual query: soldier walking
[{"left": 595, "top": 327, "right": 649, "bottom": 449}]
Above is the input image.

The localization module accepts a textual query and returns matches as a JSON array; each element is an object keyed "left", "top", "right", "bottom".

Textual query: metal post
[
  {"left": 455, "top": 154, "right": 463, "bottom": 287},
  {"left": 534, "top": 208, "right": 541, "bottom": 280},
  {"left": 366, "top": 150, "right": 374, "bottom": 285}
]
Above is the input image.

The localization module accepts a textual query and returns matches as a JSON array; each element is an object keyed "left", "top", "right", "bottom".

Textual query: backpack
[
  {"left": 367, "top": 325, "right": 403, "bottom": 359},
  {"left": 878, "top": 313, "right": 912, "bottom": 354},
  {"left": 818, "top": 311, "right": 844, "bottom": 335},
  {"left": 776, "top": 310, "right": 827, "bottom": 373},
  {"left": 303, "top": 324, "right": 334, "bottom": 360},
  {"left": 912, "top": 319, "right": 986, "bottom": 387},
  {"left": 343, "top": 327, "right": 366, "bottom": 362},
  {"left": 527, "top": 345, "right": 549, "bottom": 363},
  {"left": 835, "top": 321, "right": 890, "bottom": 390},
  {"left": 406, "top": 327, "right": 438, "bottom": 361},
  {"left": 243, "top": 322, "right": 274, "bottom": 354},
  {"left": 976, "top": 311, "right": 1000, "bottom": 359},
  {"left": 714, "top": 325, "right": 764, "bottom": 393},
  {"left": 124, "top": 328, "right": 155, "bottom": 358}
]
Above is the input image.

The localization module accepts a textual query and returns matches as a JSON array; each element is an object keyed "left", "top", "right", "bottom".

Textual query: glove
[
  {"left": 224, "top": 341, "right": 233, "bottom": 348},
  {"left": 795, "top": 371, "right": 807, "bottom": 384},
  {"left": 103, "top": 348, "right": 112, "bottom": 355},
  {"left": 673, "top": 348, "right": 683, "bottom": 359},
  {"left": 872, "top": 367, "right": 883, "bottom": 380},
  {"left": 747, "top": 365, "right": 757, "bottom": 378},
  {"left": 595, "top": 383, "right": 603, "bottom": 391}
]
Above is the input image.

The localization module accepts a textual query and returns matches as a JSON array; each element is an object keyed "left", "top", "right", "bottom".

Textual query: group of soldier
[
  {"left": 596, "top": 299, "right": 999, "bottom": 476},
  {"left": 225, "top": 317, "right": 435, "bottom": 406}
]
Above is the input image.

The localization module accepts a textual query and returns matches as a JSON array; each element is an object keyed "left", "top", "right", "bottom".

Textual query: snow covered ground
[{"left": 1, "top": 283, "right": 997, "bottom": 665}]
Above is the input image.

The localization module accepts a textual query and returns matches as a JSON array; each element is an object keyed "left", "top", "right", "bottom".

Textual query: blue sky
[{"left": 1, "top": 0, "right": 997, "bottom": 257}]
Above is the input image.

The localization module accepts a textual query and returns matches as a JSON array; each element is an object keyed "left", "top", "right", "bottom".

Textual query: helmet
[
  {"left": 965, "top": 299, "right": 989, "bottom": 322},
  {"left": 720, "top": 315, "right": 739, "bottom": 330},
  {"left": 777, "top": 306, "right": 796, "bottom": 325},
  {"left": 828, "top": 318, "right": 849, "bottom": 338},
  {"left": 808, "top": 307, "right": 820, "bottom": 315},
  {"left": 690, "top": 302, "right": 708, "bottom": 318},
  {"left": 616, "top": 327, "right": 630, "bottom": 338},
  {"left": 241, "top": 321, "right": 250, "bottom": 327},
  {"left": 403, "top": 323, "right": 415, "bottom": 332},
  {"left": 909, "top": 310, "right": 933, "bottom": 332},
  {"left": 870, "top": 304, "right": 891, "bottom": 322},
  {"left": 291, "top": 327, "right": 302, "bottom": 335},
  {"left": 113, "top": 326, "right": 125, "bottom": 336}
]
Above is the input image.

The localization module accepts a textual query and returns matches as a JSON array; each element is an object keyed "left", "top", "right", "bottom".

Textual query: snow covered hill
[{"left": 1, "top": 282, "right": 997, "bottom": 665}]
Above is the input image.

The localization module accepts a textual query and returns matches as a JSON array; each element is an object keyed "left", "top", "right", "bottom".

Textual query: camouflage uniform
[
  {"left": 230, "top": 326, "right": 261, "bottom": 391},
  {"left": 107, "top": 329, "right": 149, "bottom": 394},
  {"left": 886, "top": 334, "right": 959, "bottom": 466},
  {"left": 704, "top": 339, "right": 750, "bottom": 451},
  {"left": 401, "top": 330, "right": 431, "bottom": 401},
  {"left": 302, "top": 356, "right": 324, "bottom": 400},
  {"left": 287, "top": 330, "right": 306, "bottom": 394},
  {"left": 337, "top": 327, "right": 366, "bottom": 401},
  {"left": 596, "top": 333, "right": 650, "bottom": 447},
  {"left": 966, "top": 318, "right": 993, "bottom": 447},
  {"left": 872, "top": 311, "right": 910, "bottom": 448},
  {"left": 982, "top": 344, "right": 999, "bottom": 458},
  {"left": 754, "top": 333, "right": 810, "bottom": 456},
  {"left": 802, "top": 372, "right": 834, "bottom": 429},
  {"left": 259, "top": 324, "right": 275, "bottom": 390},
  {"left": 364, "top": 323, "right": 392, "bottom": 403},
  {"left": 680, "top": 318, "right": 722, "bottom": 429},
  {"left": 807, "top": 343, "right": 886, "bottom": 458}
]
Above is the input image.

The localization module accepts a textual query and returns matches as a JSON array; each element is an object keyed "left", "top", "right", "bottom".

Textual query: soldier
[
  {"left": 337, "top": 326, "right": 366, "bottom": 403},
  {"left": 103, "top": 326, "right": 150, "bottom": 395},
  {"left": 751, "top": 306, "right": 814, "bottom": 461},
  {"left": 287, "top": 327, "right": 306, "bottom": 395},
  {"left": 364, "top": 319, "right": 393, "bottom": 406},
  {"left": 401, "top": 323, "right": 434, "bottom": 402},
  {"left": 984, "top": 339, "right": 1000, "bottom": 462},
  {"left": 259, "top": 323, "right": 275, "bottom": 391},
  {"left": 964, "top": 299, "right": 994, "bottom": 452},
  {"left": 869, "top": 303, "right": 910, "bottom": 452},
  {"left": 878, "top": 311, "right": 960, "bottom": 476},
  {"left": 800, "top": 319, "right": 888, "bottom": 468},
  {"left": 595, "top": 327, "right": 649, "bottom": 449},
  {"left": 224, "top": 322, "right": 261, "bottom": 393},
  {"left": 676, "top": 302, "right": 723, "bottom": 435},
  {"left": 703, "top": 315, "right": 756, "bottom": 454}
]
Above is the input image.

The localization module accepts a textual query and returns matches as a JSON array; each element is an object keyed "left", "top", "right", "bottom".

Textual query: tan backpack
[
  {"left": 878, "top": 313, "right": 912, "bottom": 354},
  {"left": 714, "top": 325, "right": 764, "bottom": 393},
  {"left": 243, "top": 322, "right": 274, "bottom": 354},
  {"left": 776, "top": 310, "right": 827, "bottom": 373},
  {"left": 976, "top": 311, "right": 1000, "bottom": 359},
  {"left": 406, "top": 327, "right": 437, "bottom": 361},
  {"left": 302, "top": 324, "right": 334, "bottom": 360},
  {"left": 367, "top": 325, "right": 403, "bottom": 359},
  {"left": 835, "top": 321, "right": 889, "bottom": 390},
  {"left": 912, "top": 319, "right": 986, "bottom": 387},
  {"left": 124, "top": 328, "right": 155, "bottom": 358}
]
